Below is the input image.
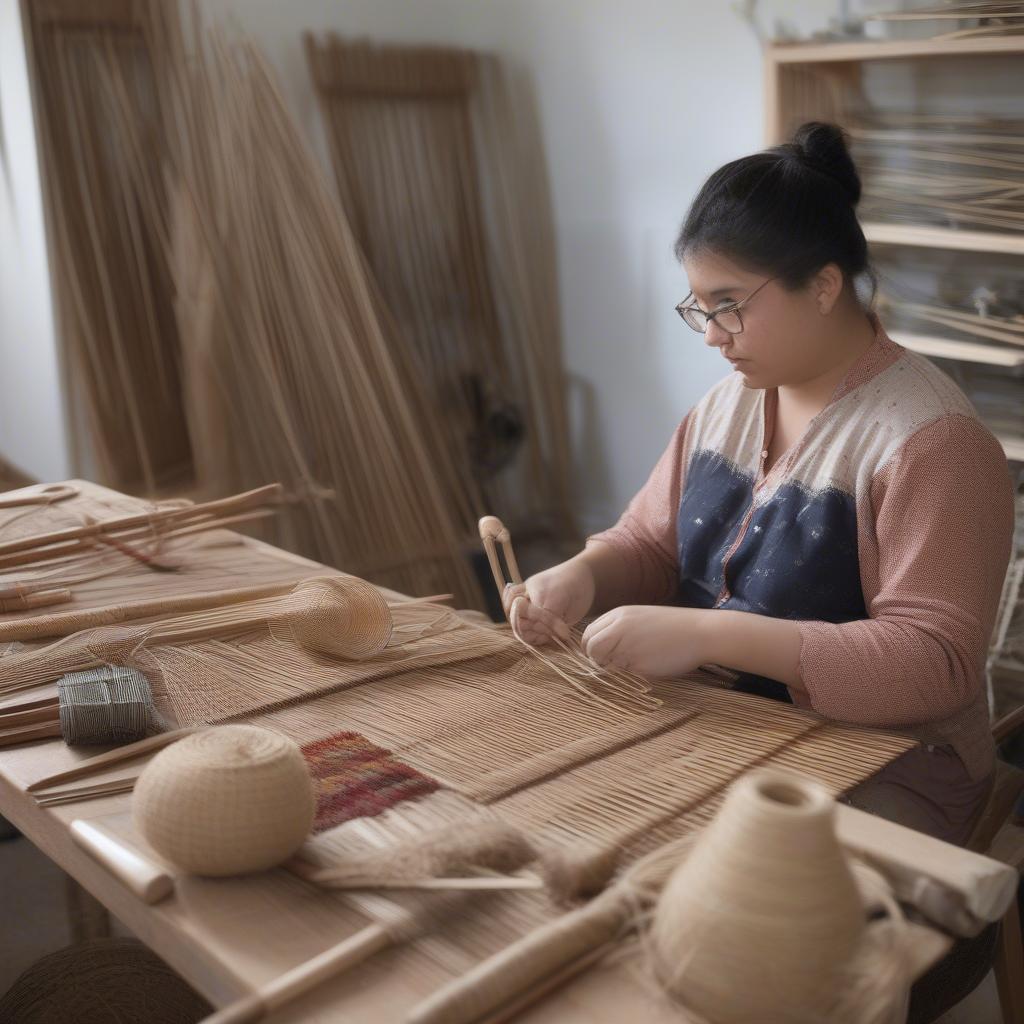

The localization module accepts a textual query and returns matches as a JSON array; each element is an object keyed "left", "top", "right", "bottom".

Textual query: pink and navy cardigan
[{"left": 588, "top": 314, "right": 1015, "bottom": 781}]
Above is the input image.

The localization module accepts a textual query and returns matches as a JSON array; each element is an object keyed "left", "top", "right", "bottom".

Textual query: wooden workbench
[
  {"left": 0, "top": 480, "right": 1011, "bottom": 1023},
  {"left": 0, "top": 481, "right": 683, "bottom": 1022}
]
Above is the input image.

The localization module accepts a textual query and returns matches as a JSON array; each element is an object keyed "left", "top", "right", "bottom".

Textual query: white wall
[
  {"left": 0, "top": 0, "right": 69, "bottom": 481},
  {"left": 0, "top": 0, "right": 837, "bottom": 522},
  {"left": 210, "top": 0, "right": 836, "bottom": 534}
]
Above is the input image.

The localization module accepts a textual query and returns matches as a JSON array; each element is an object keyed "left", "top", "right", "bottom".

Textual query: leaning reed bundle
[
  {"left": 27, "top": 2, "right": 192, "bottom": 493},
  {"left": 140, "top": 10, "right": 482, "bottom": 608},
  {"left": 305, "top": 36, "right": 577, "bottom": 547}
]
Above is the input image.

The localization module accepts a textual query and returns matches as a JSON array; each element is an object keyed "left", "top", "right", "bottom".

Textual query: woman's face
[{"left": 681, "top": 250, "right": 839, "bottom": 390}]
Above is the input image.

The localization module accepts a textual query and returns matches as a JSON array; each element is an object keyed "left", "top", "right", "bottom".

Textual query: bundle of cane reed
[
  {"left": 0, "top": 574, "right": 393, "bottom": 698},
  {"left": 27, "top": 1, "right": 192, "bottom": 493},
  {"left": 877, "top": 290, "right": 1024, "bottom": 352},
  {"left": 138, "top": 9, "right": 484, "bottom": 608},
  {"left": 867, "top": 2, "right": 1024, "bottom": 39},
  {"left": 850, "top": 116, "right": 1024, "bottom": 234},
  {"left": 305, "top": 36, "right": 577, "bottom": 547},
  {"left": 0, "top": 484, "right": 282, "bottom": 574}
]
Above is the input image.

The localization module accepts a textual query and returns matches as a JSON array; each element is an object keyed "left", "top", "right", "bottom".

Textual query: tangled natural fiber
[
  {"left": 648, "top": 768, "right": 913, "bottom": 1024},
  {"left": 133, "top": 725, "right": 315, "bottom": 876},
  {"left": 296, "top": 819, "right": 537, "bottom": 887},
  {"left": 0, "top": 937, "right": 211, "bottom": 1023},
  {"left": 0, "top": 573, "right": 394, "bottom": 697}
]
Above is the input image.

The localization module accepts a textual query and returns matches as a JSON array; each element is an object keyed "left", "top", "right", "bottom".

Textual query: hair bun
[{"left": 791, "top": 122, "right": 861, "bottom": 206}]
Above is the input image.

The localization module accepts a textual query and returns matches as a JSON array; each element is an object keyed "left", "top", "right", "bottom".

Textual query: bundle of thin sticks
[
  {"left": 305, "top": 36, "right": 577, "bottom": 547},
  {"left": 867, "top": 3, "right": 1024, "bottom": 39},
  {"left": 27, "top": 1, "right": 192, "bottom": 493},
  {"left": 2, "top": 587, "right": 512, "bottom": 763},
  {"left": 850, "top": 116, "right": 1024, "bottom": 235},
  {"left": 877, "top": 292, "right": 1024, "bottom": 350},
  {"left": 0, "top": 484, "right": 282, "bottom": 575},
  {"left": 141, "top": 9, "right": 484, "bottom": 608},
  {"left": 25, "top": 2, "right": 493, "bottom": 608}
]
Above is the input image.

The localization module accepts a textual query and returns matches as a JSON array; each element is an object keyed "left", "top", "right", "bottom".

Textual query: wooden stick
[
  {"left": 0, "top": 505, "right": 278, "bottom": 572},
  {"left": 0, "top": 580, "right": 298, "bottom": 643},
  {"left": 200, "top": 925, "right": 395, "bottom": 1024},
  {"left": 0, "top": 589, "right": 73, "bottom": 613},
  {"left": 407, "top": 886, "right": 630, "bottom": 1024},
  {"left": 0, "top": 485, "right": 79, "bottom": 509},
  {"left": 26, "top": 726, "right": 200, "bottom": 793},
  {"left": 70, "top": 818, "right": 174, "bottom": 903},
  {"left": 0, "top": 696, "right": 59, "bottom": 729},
  {"left": 37, "top": 779, "right": 138, "bottom": 807},
  {"left": 0, "top": 484, "right": 282, "bottom": 559},
  {"left": 0, "top": 721, "right": 63, "bottom": 747}
]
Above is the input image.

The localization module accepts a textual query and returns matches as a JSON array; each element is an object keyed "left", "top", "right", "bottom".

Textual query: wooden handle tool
[{"left": 70, "top": 818, "right": 174, "bottom": 904}]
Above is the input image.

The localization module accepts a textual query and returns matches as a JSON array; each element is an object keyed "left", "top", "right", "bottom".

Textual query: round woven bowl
[
  {"left": 133, "top": 725, "right": 315, "bottom": 876},
  {"left": 0, "top": 937, "right": 211, "bottom": 1023},
  {"left": 285, "top": 575, "right": 392, "bottom": 660}
]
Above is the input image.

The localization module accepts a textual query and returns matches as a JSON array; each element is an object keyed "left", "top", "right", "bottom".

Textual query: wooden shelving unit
[
  {"left": 766, "top": 33, "right": 1024, "bottom": 714},
  {"left": 768, "top": 34, "right": 1024, "bottom": 67},
  {"left": 764, "top": 34, "right": 1024, "bottom": 467}
]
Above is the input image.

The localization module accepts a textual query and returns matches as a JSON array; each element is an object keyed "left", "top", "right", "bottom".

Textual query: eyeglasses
[{"left": 675, "top": 277, "right": 776, "bottom": 335}]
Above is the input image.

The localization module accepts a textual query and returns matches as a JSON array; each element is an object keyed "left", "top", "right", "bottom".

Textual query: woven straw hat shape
[
  {"left": 279, "top": 575, "right": 393, "bottom": 659},
  {"left": 133, "top": 725, "right": 315, "bottom": 876}
]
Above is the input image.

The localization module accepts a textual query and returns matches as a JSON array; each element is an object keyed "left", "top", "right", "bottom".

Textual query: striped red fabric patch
[{"left": 302, "top": 730, "right": 441, "bottom": 833}]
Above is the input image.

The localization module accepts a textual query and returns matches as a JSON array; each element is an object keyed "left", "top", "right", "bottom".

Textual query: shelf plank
[
  {"left": 894, "top": 332, "right": 1024, "bottom": 369},
  {"left": 863, "top": 222, "right": 1024, "bottom": 256},
  {"left": 768, "top": 35, "right": 1024, "bottom": 64}
]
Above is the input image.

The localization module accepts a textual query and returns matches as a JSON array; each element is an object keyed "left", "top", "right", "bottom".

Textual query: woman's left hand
[{"left": 580, "top": 605, "right": 711, "bottom": 679}]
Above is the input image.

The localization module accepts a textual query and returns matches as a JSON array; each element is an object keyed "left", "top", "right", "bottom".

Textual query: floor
[{"left": 0, "top": 828, "right": 1005, "bottom": 1023}]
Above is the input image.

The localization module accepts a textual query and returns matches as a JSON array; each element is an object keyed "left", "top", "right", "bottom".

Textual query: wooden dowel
[
  {"left": 0, "top": 589, "right": 73, "bottom": 613},
  {"left": 26, "top": 727, "right": 200, "bottom": 793},
  {"left": 0, "top": 720, "right": 63, "bottom": 747},
  {"left": 201, "top": 925, "right": 395, "bottom": 1024},
  {"left": 0, "top": 700, "right": 59, "bottom": 729},
  {"left": 37, "top": 779, "right": 138, "bottom": 807},
  {"left": 70, "top": 818, "right": 174, "bottom": 903}
]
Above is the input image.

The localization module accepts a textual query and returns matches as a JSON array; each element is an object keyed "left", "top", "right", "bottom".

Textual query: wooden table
[
  {"left": 0, "top": 481, "right": 1010, "bottom": 1022},
  {"left": 0, "top": 481, "right": 689, "bottom": 1023}
]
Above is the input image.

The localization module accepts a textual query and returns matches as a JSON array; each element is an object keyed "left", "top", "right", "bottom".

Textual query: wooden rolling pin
[{"left": 70, "top": 819, "right": 174, "bottom": 904}]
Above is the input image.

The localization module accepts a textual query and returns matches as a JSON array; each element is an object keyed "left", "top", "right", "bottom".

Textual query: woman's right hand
[{"left": 501, "top": 556, "right": 596, "bottom": 647}]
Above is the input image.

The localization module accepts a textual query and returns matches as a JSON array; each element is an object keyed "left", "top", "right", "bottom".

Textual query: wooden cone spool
[{"left": 650, "top": 768, "right": 865, "bottom": 1023}]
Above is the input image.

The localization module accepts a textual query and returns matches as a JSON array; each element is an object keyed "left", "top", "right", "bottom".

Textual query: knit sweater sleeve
[
  {"left": 583, "top": 413, "right": 690, "bottom": 607},
  {"left": 797, "top": 414, "right": 1014, "bottom": 727}
]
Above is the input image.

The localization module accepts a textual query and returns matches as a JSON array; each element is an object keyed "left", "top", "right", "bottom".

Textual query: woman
[{"left": 507, "top": 122, "right": 1015, "bottom": 846}]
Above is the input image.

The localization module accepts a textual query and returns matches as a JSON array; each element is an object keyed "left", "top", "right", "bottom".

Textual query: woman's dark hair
[{"left": 675, "top": 122, "right": 872, "bottom": 296}]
